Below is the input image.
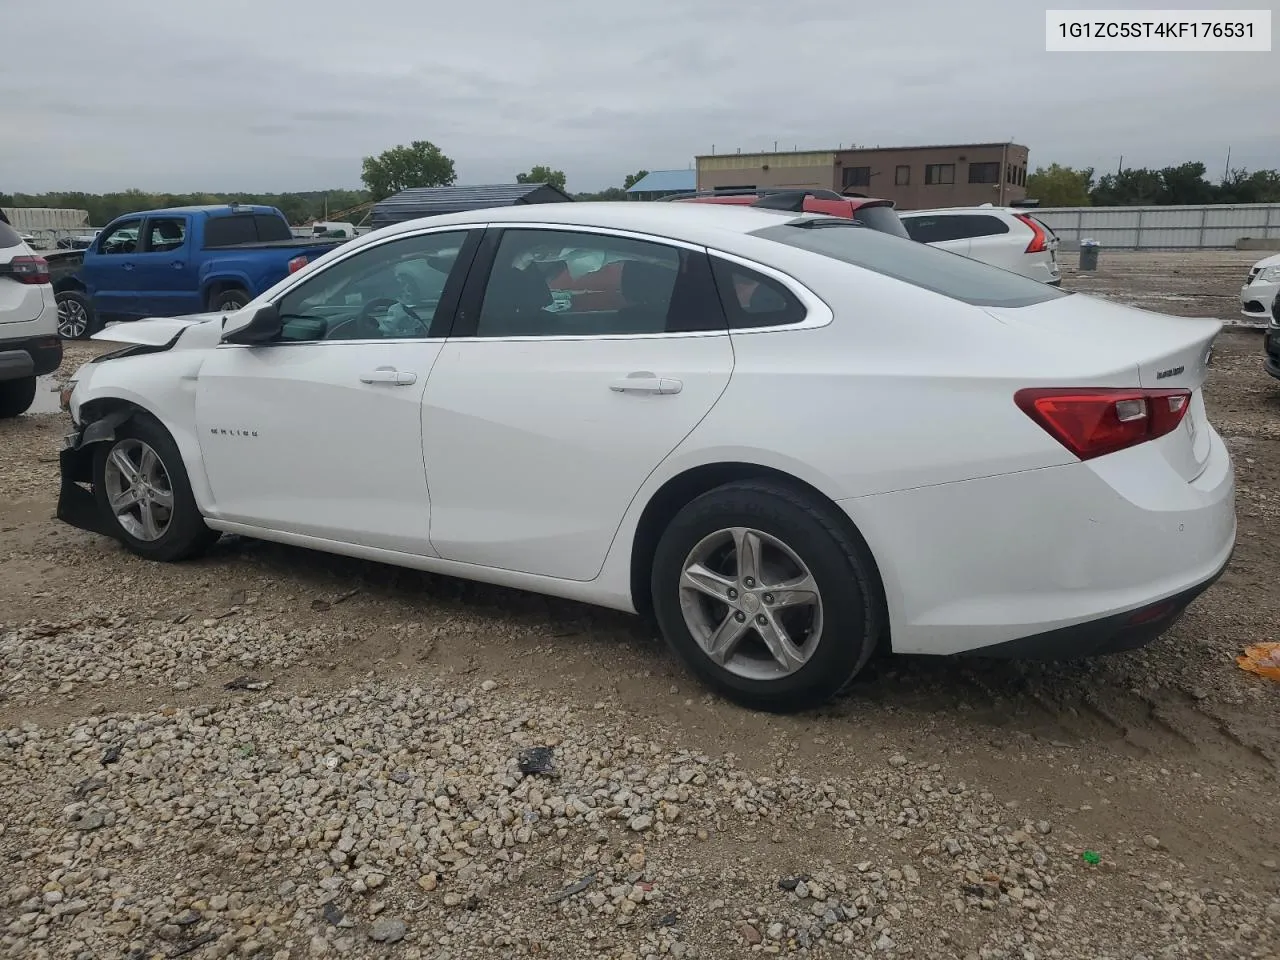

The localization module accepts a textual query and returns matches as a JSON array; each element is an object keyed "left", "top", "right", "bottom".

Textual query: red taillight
[
  {"left": 287, "top": 255, "right": 308, "bottom": 274},
  {"left": 7, "top": 255, "right": 50, "bottom": 284},
  {"left": 1014, "top": 214, "right": 1047, "bottom": 254},
  {"left": 1014, "top": 387, "right": 1191, "bottom": 461}
]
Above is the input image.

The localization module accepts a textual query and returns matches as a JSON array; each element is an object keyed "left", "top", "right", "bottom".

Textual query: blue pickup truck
[{"left": 46, "top": 204, "right": 344, "bottom": 338}]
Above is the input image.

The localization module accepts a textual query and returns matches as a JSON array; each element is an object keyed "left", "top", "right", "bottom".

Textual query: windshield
[{"left": 752, "top": 222, "right": 1067, "bottom": 308}]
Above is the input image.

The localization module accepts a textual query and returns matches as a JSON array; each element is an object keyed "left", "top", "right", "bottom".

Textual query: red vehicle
[{"left": 664, "top": 188, "right": 911, "bottom": 239}]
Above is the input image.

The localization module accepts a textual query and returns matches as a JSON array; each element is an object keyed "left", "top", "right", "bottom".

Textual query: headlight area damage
[
  {"left": 58, "top": 407, "right": 135, "bottom": 537},
  {"left": 58, "top": 331, "right": 189, "bottom": 538}
]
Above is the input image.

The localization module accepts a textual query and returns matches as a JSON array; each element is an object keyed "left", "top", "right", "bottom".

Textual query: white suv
[
  {"left": 900, "top": 206, "right": 1061, "bottom": 285},
  {"left": 0, "top": 211, "right": 61, "bottom": 417},
  {"left": 1241, "top": 253, "right": 1279, "bottom": 323}
]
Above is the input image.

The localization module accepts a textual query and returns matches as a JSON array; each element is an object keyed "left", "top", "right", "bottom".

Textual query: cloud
[{"left": 0, "top": 0, "right": 1274, "bottom": 194}]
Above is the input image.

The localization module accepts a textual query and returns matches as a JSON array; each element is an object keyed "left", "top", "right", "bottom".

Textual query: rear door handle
[
  {"left": 122, "top": 262, "right": 134, "bottom": 271},
  {"left": 609, "top": 373, "right": 682, "bottom": 395},
  {"left": 360, "top": 366, "right": 417, "bottom": 386}
]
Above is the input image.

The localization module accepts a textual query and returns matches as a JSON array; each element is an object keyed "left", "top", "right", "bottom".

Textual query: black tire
[
  {"left": 651, "top": 480, "right": 884, "bottom": 713},
  {"left": 0, "top": 377, "right": 37, "bottom": 418},
  {"left": 209, "top": 288, "right": 249, "bottom": 312},
  {"left": 56, "top": 289, "right": 97, "bottom": 340},
  {"left": 91, "top": 412, "right": 220, "bottom": 562}
]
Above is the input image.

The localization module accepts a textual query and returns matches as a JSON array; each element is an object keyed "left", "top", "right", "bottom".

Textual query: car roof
[
  {"left": 363, "top": 201, "right": 812, "bottom": 248},
  {"left": 899, "top": 207, "right": 1029, "bottom": 217},
  {"left": 121, "top": 204, "right": 280, "bottom": 218}
]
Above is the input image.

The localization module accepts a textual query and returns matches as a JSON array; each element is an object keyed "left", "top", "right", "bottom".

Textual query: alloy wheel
[
  {"left": 57, "top": 298, "right": 88, "bottom": 339},
  {"left": 678, "top": 526, "right": 824, "bottom": 681},
  {"left": 102, "top": 439, "right": 175, "bottom": 542}
]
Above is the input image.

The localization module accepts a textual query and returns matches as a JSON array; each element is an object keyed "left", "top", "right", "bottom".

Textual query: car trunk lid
[{"left": 986, "top": 294, "right": 1221, "bottom": 481}]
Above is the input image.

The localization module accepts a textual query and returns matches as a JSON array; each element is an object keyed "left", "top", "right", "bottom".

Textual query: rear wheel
[
  {"left": 210, "top": 288, "right": 249, "bottom": 312},
  {"left": 0, "top": 377, "right": 37, "bottom": 418},
  {"left": 92, "top": 413, "right": 220, "bottom": 562},
  {"left": 651, "top": 480, "right": 883, "bottom": 712},
  {"left": 56, "top": 290, "right": 96, "bottom": 339}
]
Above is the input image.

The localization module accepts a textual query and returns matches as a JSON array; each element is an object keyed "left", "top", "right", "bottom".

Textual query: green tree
[
  {"left": 1024, "top": 164, "right": 1094, "bottom": 206},
  {"left": 574, "top": 187, "right": 628, "bottom": 201},
  {"left": 1091, "top": 167, "right": 1165, "bottom": 206},
  {"left": 361, "top": 141, "right": 456, "bottom": 201},
  {"left": 515, "top": 165, "right": 567, "bottom": 192},
  {"left": 1157, "top": 161, "right": 1214, "bottom": 204},
  {"left": 622, "top": 170, "right": 650, "bottom": 190},
  {"left": 1216, "top": 168, "right": 1280, "bottom": 204}
]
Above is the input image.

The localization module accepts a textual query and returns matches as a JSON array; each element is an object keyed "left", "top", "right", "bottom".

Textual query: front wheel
[
  {"left": 0, "top": 377, "right": 37, "bottom": 418},
  {"left": 92, "top": 413, "right": 220, "bottom": 562},
  {"left": 651, "top": 480, "right": 883, "bottom": 712}
]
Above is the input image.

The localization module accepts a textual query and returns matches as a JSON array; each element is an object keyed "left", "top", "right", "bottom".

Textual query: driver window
[{"left": 272, "top": 230, "right": 468, "bottom": 342}]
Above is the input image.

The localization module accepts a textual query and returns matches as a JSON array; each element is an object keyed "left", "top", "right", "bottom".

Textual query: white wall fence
[{"left": 1033, "top": 203, "right": 1280, "bottom": 250}]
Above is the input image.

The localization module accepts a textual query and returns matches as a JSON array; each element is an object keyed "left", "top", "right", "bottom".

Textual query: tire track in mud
[{"left": 866, "top": 655, "right": 1277, "bottom": 776}]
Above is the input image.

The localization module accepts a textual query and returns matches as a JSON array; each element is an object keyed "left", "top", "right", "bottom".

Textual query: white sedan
[
  {"left": 57, "top": 203, "right": 1235, "bottom": 711},
  {"left": 1241, "top": 252, "right": 1280, "bottom": 323}
]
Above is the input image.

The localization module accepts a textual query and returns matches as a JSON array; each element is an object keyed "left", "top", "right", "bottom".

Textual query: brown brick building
[{"left": 695, "top": 142, "right": 1029, "bottom": 210}]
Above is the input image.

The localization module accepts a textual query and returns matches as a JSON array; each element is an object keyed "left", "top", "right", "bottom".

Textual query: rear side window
[
  {"left": 753, "top": 222, "right": 1066, "bottom": 308},
  {"left": 0, "top": 220, "right": 21, "bottom": 248},
  {"left": 254, "top": 214, "right": 293, "bottom": 242},
  {"left": 905, "top": 214, "right": 1010, "bottom": 243},
  {"left": 711, "top": 258, "right": 807, "bottom": 329},
  {"left": 473, "top": 229, "right": 725, "bottom": 337},
  {"left": 204, "top": 215, "right": 258, "bottom": 248},
  {"left": 145, "top": 218, "right": 187, "bottom": 252}
]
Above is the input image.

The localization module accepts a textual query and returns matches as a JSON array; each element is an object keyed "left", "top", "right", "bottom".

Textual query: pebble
[
  {"left": 369, "top": 917, "right": 407, "bottom": 943},
  {"left": 1144, "top": 835, "right": 1162, "bottom": 850}
]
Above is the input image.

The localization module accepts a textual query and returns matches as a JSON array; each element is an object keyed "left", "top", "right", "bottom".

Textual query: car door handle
[
  {"left": 122, "top": 263, "right": 134, "bottom": 271},
  {"left": 609, "top": 374, "right": 683, "bottom": 395},
  {"left": 360, "top": 366, "right": 417, "bottom": 386},
  {"left": 171, "top": 261, "right": 184, "bottom": 269}
]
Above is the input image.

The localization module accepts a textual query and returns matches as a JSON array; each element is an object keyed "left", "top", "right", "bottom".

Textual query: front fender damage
[{"left": 57, "top": 407, "right": 135, "bottom": 537}]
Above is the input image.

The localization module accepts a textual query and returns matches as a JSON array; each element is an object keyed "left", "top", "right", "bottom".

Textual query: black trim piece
[
  {"left": 56, "top": 413, "right": 136, "bottom": 538},
  {"left": 971, "top": 556, "right": 1231, "bottom": 661},
  {"left": 447, "top": 227, "right": 503, "bottom": 338},
  {"left": 709, "top": 256, "right": 808, "bottom": 330},
  {"left": 0, "top": 350, "right": 35, "bottom": 380},
  {"left": 0, "top": 337, "right": 63, "bottom": 378},
  {"left": 426, "top": 228, "right": 484, "bottom": 339}
]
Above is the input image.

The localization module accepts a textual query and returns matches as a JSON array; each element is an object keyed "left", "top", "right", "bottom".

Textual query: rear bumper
[
  {"left": 841, "top": 425, "right": 1237, "bottom": 658},
  {"left": 972, "top": 552, "right": 1230, "bottom": 659},
  {"left": 0, "top": 336, "right": 62, "bottom": 380}
]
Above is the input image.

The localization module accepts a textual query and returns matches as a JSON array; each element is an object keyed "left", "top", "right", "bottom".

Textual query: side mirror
[{"left": 221, "top": 303, "right": 281, "bottom": 345}]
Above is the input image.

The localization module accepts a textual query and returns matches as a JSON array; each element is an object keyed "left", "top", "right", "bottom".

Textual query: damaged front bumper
[{"left": 56, "top": 410, "right": 132, "bottom": 538}]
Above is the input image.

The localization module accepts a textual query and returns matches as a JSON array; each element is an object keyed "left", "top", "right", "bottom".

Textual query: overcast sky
[{"left": 1, "top": 0, "right": 1274, "bottom": 194}]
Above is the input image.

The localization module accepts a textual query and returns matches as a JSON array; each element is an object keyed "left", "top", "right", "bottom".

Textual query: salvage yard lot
[{"left": 2, "top": 249, "right": 1279, "bottom": 960}]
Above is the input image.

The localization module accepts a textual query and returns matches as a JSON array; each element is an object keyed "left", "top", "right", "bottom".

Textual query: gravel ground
[{"left": 3, "top": 264, "right": 1280, "bottom": 959}]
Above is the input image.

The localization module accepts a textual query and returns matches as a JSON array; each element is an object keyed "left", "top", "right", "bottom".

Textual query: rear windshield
[
  {"left": 0, "top": 220, "right": 22, "bottom": 249},
  {"left": 752, "top": 222, "right": 1067, "bottom": 308},
  {"left": 204, "top": 212, "right": 292, "bottom": 247},
  {"left": 850, "top": 204, "right": 910, "bottom": 240}
]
